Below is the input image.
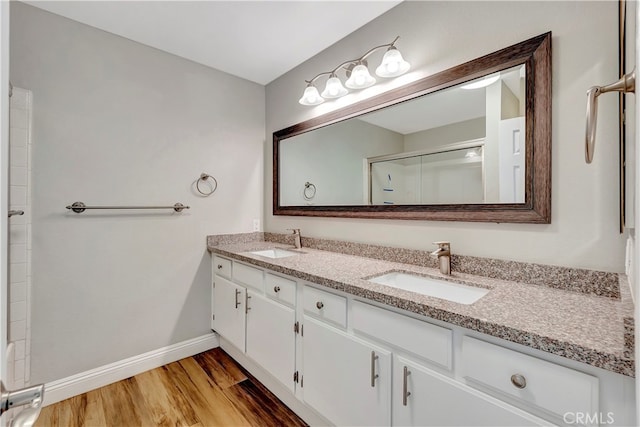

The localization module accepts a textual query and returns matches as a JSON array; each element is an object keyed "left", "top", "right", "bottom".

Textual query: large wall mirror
[{"left": 274, "top": 32, "right": 551, "bottom": 223}]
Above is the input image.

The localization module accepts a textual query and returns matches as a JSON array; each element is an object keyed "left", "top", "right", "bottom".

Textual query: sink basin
[
  {"left": 249, "top": 248, "right": 301, "bottom": 259},
  {"left": 367, "top": 272, "right": 489, "bottom": 304}
]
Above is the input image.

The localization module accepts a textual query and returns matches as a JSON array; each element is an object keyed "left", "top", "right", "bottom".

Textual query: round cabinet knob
[
  {"left": 217, "top": 264, "right": 223, "bottom": 269},
  {"left": 316, "top": 301, "right": 324, "bottom": 310},
  {"left": 510, "top": 374, "right": 527, "bottom": 389},
  {"left": 273, "top": 286, "right": 281, "bottom": 293}
]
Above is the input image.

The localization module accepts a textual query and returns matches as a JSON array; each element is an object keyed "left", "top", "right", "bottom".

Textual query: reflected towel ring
[
  {"left": 196, "top": 173, "right": 218, "bottom": 196},
  {"left": 303, "top": 182, "right": 316, "bottom": 200}
]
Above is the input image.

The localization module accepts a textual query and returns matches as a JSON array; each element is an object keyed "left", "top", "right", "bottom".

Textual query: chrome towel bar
[
  {"left": 585, "top": 69, "right": 635, "bottom": 163},
  {"left": 65, "top": 201, "right": 189, "bottom": 214}
]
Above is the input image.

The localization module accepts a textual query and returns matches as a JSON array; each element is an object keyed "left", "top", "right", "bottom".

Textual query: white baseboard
[{"left": 42, "top": 333, "right": 219, "bottom": 406}]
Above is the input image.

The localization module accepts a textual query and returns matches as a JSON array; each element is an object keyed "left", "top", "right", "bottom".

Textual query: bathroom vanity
[{"left": 207, "top": 234, "right": 635, "bottom": 427}]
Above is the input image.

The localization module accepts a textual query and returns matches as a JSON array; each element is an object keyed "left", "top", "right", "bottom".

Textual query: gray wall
[
  {"left": 266, "top": 1, "right": 623, "bottom": 272},
  {"left": 10, "top": 2, "right": 265, "bottom": 383},
  {"left": 403, "top": 117, "right": 485, "bottom": 152},
  {"left": 280, "top": 119, "right": 403, "bottom": 205}
]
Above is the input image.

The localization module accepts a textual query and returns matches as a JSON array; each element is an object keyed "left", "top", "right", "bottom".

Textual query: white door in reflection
[{"left": 498, "top": 117, "right": 525, "bottom": 203}]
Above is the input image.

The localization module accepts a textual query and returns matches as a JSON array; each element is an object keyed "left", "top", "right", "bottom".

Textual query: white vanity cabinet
[
  {"left": 302, "top": 316, "right": 392, "bottom": 426},
  {"left": 352, "top": 300, "right": 545, "bottom": 426},
  {"left": 210, "top": 255, "right": 634, "bottom": 427},
  {"left": 212, "top": 276, "right": 246, "bottom": 351},
  {"left": 393, "top": 355, "right": 542, "bottom": 426},
  {"left": 461, "top": 336, "right": 599, "bottom": 426},
  {"left": 245, "top": 290, "right": 296, "bottom": 392},
  {"left": 212, "top": 257, "right": 297, "bottom": 392}
]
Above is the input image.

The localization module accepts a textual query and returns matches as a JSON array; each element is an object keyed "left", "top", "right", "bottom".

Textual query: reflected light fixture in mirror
[
  {"left": 299, "top": 36, "right": 410, "bottom": 106},
  {"left": 460, "top": 74, "right": 500, "bottom": 90},
  {"left": 465, "top": 147, "right": 483, "bottom": 158}
]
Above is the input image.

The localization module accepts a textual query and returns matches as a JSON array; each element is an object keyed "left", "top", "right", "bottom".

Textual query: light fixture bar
[
  {"left": 299, "top": 36, "right": 410, "bottom": 106},
  {"left": 304, "top": 36, "right": 402, "bottom": 86}
]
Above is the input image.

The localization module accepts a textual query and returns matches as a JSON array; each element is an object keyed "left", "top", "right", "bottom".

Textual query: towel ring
[
  {"left": 196, "top": 173, "right": 218, "bottom": 196},
  {"left": 303, "top": 182, "right": 316, "bottom": 200}
]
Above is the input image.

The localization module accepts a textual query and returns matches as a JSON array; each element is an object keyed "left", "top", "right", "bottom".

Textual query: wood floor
[{"left": 34, "top": 348, "right": 307, "bottom": 427}]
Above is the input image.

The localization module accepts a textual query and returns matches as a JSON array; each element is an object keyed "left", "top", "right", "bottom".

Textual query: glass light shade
[
  {"left": 460, "top": 74, "right": 500, "bottom": 90},
  {"left": 298, "top": 85, "right": 324, "bottom": 106},
  {"left": 375, "top": 48, "right": 410, "bottom": 78},
  {"left": 345, "top": 64, "right": 376, "bottom": 89},
  {"left": 321, "top": 76, "right": 348, "bottom": 99}
]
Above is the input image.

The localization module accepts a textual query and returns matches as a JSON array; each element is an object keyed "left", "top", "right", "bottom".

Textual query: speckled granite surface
[
  {"left": 207, "top": 232, "right": 264, "bottom": 246},
  {"left": 207, "top": 233, "right": 635, "bottom": 377},
  {"left": 264, "top": 233, "right": 620, "bottom": 297}
]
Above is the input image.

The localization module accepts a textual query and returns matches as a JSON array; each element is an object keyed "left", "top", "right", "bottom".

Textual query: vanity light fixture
[
  {"left": 321, "top": 73, "right": 349, "bottom": 98},
  {"left": 376, "top": 46, "right": 411, "bottom": 77},
  {"left": 345, "top": 62, "right": 377, "bottom": 89},
  {"left": 299, "top": 36, "right": 410, "bottom": 106},
  {"left": 299, "top": 84, "right": 324, "bottom": 105}
]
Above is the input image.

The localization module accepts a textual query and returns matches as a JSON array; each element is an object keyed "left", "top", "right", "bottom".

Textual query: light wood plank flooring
[{"left": 34, "top": 348, "right": 307, "bottom": 427}]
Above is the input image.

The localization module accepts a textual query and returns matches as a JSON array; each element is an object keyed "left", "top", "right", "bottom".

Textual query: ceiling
[
  {"left": 358, "top": 87, "right": 487, "bottom": 135},
  {"left": 358, "top": 65, "right": 525, "bottom": 134},
  {"left": 25, "top": 0, "right": 402, "bottom": 85}
]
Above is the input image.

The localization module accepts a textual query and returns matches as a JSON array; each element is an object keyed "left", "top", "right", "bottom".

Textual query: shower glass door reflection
[{"left": 370, "top": 147, "right": 485, "bottom": 205}]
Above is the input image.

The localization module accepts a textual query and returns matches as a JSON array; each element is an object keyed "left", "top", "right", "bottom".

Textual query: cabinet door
[
  {"left": 303, "top": 316, "right": 391, "bottom": 426},
  {"left": 212, "top": 276, "right": 246, "bottom": 351},
  {"left": 393, "top": 356, "right": 544, "bottom": 426},
  {"left": 246, "top": 291, "right": 296, "bottom": 392}
]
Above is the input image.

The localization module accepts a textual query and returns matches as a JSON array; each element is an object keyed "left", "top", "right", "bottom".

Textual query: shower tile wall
[{"left": 8, "top": 87, "right": 32, "bottom": 388}]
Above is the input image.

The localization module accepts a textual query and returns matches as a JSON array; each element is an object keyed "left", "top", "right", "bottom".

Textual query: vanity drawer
[
  {"left": 461, "top": 336, "right": 599, "bottom": 422},
  {"left": 233, "top": 262, "right": 263, "bottom": 291},
  {"left": 213, "top": 256, "right": 232, "bottom": 279},
  {"left": 352, "top": 300, "right": 452, "bottom": 370},
  {"left": 265, "top": 273, "right": 296, "bottom": 307},
  {"left": 303, "top": 286, "right": 347, "bottom": 328}
]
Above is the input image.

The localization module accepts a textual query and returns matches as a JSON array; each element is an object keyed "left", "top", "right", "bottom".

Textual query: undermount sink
[
  {"left": 367, "top": 272, "right": 489, "bottom": 305},
  {"left": 249, "top": 248, "right": 301, "bottom": 259}
]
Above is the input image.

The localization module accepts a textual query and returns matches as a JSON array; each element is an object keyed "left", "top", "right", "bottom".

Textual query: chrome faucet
[
  {"left": 431, "top": 241, "right": 451, "bottom": 275},
  {"left": 288, "top": 228, "right": 302, "bottom": 249}
]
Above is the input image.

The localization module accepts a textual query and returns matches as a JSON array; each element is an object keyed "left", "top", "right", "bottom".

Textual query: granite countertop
[{"left": 208, "top": 236, "right": 635, "bottom": 377}]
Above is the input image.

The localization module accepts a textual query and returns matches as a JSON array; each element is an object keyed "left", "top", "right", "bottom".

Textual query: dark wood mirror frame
[{"left": 273, "top": 32, "right": 551, "bottom": 223}]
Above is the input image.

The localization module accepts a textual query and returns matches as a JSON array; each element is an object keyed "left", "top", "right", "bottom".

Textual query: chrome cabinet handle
[
  {"left": 8, "top": 210, "right": 24, "bottom": 218},
  {"left": 235, "top": 289, "right": 241, "bottom": 309},
  {"left": 273, "top": 286, "right": 281, "bottom": 293},
  {"left": 245, "top": 294, "right": 251, "bottom": 314},
  {"left": 510, "top": 374, "right": 527, "bottom": 389},
  {"left": 370, "top": 351, "right": 379, "bottom": 387},
  {"left": 217, "top": 264, "right": 223, "bottom": 269},
  {"left": 402, "top": 366, "right": 411, "bottom": 406},
  {"left": 316, "top": 301, "right": 324, "bottom": 310}
]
